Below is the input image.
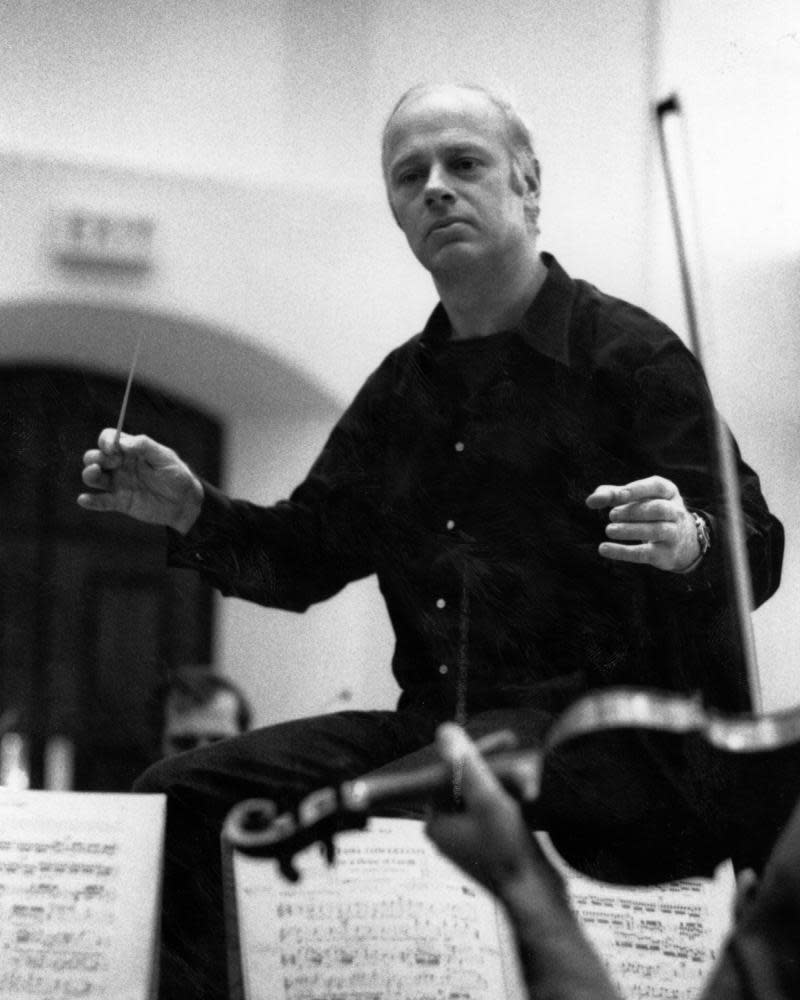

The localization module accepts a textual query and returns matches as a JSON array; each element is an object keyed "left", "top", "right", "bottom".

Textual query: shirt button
[
  {"left": 454, "top": 441, "right": 465, "bottom": 453},
  {"left": 445, "top": 519, "right": 455, "bottom": 531},
  {"left": 439, "top": 664, "right": 449, "bottom": 675},
  {"left": 435, "top": 598, "right": 446, "bottom": 609}
]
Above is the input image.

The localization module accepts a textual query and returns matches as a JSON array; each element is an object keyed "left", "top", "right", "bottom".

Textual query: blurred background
[{"left": 0, "top": 0, "right": 797, "bottom": 790}]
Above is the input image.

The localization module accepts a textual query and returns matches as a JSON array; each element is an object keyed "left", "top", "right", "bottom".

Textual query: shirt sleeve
[
  {"left": 166, "top": 359, "right": 395, "bottom": 612},
  {"left": 618, "top": 332, "right": 784, "bottom": 607}
]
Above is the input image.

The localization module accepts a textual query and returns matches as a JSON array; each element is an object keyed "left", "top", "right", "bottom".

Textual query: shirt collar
[{"left": 418, "top": 252, "right": 575, "bottom": 368}]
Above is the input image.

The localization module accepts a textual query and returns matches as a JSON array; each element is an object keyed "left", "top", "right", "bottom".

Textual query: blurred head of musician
[{"left": 155, "top": 664, "right": 253, "bottom": 758}]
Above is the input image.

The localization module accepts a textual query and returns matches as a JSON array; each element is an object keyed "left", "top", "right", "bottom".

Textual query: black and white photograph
[{"left": 1, "top": 3, "right": 798, "bottom": 998}]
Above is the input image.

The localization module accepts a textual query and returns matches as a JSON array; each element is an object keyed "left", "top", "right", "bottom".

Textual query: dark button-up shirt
[{"left": 169, "top": 254, "right": 783, "bottom": 720}]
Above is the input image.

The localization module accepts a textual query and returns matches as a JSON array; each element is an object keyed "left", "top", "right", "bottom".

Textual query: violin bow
[{"left": 655, "top": 94, "right": 762, "bottom": 712}]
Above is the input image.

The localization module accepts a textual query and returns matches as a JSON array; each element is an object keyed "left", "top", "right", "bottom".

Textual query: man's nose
[{"left": 424, "top": 164, "right": 455, "bottom": 206}]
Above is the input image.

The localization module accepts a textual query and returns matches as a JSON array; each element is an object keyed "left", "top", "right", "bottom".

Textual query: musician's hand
[
  {"left": 425, "top": 724, "right": 564, "bottom": 902},
  {"left": 78, "top": 429, "right": 204, "bottom": 534},
  {"left": 427, "top": 724, "right": 622, "bottom": 1000},
  {"left": 585, "top": 475, "right": 700, "bottom": 573}
]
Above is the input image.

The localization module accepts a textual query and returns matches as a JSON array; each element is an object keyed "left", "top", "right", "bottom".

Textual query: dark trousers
[{"left": 134, "top": 705, "right": 727, "bottom": 1000}]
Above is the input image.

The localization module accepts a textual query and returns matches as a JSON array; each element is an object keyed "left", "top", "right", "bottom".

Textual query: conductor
[{"left": 79, "top": 82, "right": 783, "bottom": 1000}]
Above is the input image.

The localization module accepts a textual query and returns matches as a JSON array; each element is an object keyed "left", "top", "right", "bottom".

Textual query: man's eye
[
  {"left": 398, "top": 170, "right": 422, "bottom": 185},
  {"left": 454, "top": 158, "right": 478, "bottom": 172}
]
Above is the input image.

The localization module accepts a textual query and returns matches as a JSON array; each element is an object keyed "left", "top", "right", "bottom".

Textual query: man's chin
[{"left": 421, "top": 240, "right": 481, "bottom": 274}]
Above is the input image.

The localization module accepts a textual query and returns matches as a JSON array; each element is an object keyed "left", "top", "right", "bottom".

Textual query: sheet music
[
  {"left": 545, "top": 835, "right": 735, "bottom": 1000},
  {"left": 0, "top": 790, "right": 165, "bottom": 1000},
  {"left": 233, "top": 817, "right": 527, "bottom": 1000},
  {"left": 233, "top": 819, "right": 735, "bottom": 1000}
]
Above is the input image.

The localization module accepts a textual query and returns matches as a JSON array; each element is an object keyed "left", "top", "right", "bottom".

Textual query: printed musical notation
[
  {"left": 233, "top": 819, "right": 528, "bottom": 1000},
  {"left": 0, "top": 790, "right": 165, "bottom": 1000},
  {"left": 233, "top": 820, "right": 735, "bottom": 1000},
  {"left": 554, "top": 844, "right": 735, "bottom": 1000}
]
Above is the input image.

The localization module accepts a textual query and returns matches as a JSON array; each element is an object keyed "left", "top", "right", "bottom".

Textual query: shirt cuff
[{"left": 166, "top": 481, "right": 237, "bottom": 570}]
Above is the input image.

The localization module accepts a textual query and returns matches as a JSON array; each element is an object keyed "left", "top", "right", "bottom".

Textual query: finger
[
  {"left": 586, "top": 477, "right": 678, "bottom": 509},
  {"left": 98, "top": 427, "right": 123, "bottom": 455},
  {"left": 608, "top": 499, "right": 677, "bottom": 523},
  {"left": 474, "top": 729, "right": 518, "bottom": 755},
  {"left": 436, "top": 724, "right": 503, "bottom": 808},
  {"left": 82, "top": 448, "right": 123, "bottom": 474},
  {"left": 598, "top": 541, "right": 656, "bottom": 565},
  {"left": 76, "top": 491, "right": 123, "bottom": 512},
  {"left": 605, "top": 521, "right": 675, "bottom": 544},
  {"left": 609, "top": 476, "right": 677, "bottom": 502},
  {"left": 81, "top": 464, "right": 113, "bottom": 490},
  {"left": 733, "top": 868, "right": 760, "bottom": 924},
  {"left": 585, "top": 485, "right": 631, "bottom": 509}
]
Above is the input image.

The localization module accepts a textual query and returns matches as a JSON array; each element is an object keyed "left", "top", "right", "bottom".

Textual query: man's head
[
  {"left": 382, "top": 83, "right": 541, "bottom": 277},
  {"left": 156, "top": 665, "right": 253, "bottom": 757}
]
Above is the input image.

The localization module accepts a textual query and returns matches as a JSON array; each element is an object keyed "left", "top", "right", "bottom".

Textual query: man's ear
[
  {"left": 522, "top": 159, "right": 542, "bottom": 232},
  {"left": 524, "top": 158, "right": 541, "bottom": 200}
]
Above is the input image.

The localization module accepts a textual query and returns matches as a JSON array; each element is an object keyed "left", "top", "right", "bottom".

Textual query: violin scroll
[{"left": 222, "top": 686, "right": 800, "bottom": 884}]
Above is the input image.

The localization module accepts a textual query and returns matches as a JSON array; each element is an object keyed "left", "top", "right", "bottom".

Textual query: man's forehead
[
  {"left": 384, "top": 88, "right": 506, "bottom": 164},
  {"left": 166, "top": 689, "right": 239, "bottom": 724}
]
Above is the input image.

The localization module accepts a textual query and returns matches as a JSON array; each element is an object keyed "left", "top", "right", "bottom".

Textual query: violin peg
[
  {"left": 321, "top": 835, "right": 336, "bottom": 866},
  {"left": 278, "top": 854, "right": 301, "bottom": 883}
]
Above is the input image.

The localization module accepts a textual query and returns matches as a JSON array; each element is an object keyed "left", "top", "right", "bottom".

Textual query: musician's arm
[
  {"left": 500, "top": 867, "right": 622, "bottom": 1000},
  {"left": 698, "top": 797, "right": 800, "bottom": 1000},
  {"left": 426, "top": 725, "right": 621, "bottom": 1000}
]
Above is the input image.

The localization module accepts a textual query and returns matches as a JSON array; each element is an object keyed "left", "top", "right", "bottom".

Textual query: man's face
[
  {"left": 161, "top": 690, "right": 242, "bottom": 756},
  {"left": 383, "top": 87, "right": 539, "bottom": 277}
]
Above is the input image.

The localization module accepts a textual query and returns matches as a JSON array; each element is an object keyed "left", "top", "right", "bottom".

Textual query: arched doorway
[
  {"left": 0, "top": 364, "right": 221, "bottom": 790},
  {"left": 0, "top": 300, "right": 342, "bottom": 789}
]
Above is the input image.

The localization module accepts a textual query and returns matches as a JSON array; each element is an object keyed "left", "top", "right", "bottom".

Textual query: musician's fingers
[
  {"left": 437, "top": 723, "right": 517, "bottom": 826},
  {"left": 436, "top": 724, "right": 506, "bottom": 809},
  {"left": 474, "top": 729, "right": 518, "bottom": 755},
  {"left": 733, "top": 868, "right": 759, "bottom": 925}
]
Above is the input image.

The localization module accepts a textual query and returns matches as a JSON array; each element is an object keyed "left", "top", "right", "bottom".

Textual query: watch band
[{"left": 691, "top": 511, "right": 711, "bottom": 557}]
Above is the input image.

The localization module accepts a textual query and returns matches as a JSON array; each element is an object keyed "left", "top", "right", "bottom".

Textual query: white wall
[
  {"left": 0, "top": 0, "right": 656, "bottom": 301},
  {"left": 0, "top": 155, "right": 408, "bottom": 726},
  {"left": 5, "top": 1, "right": 793, "bottom": 723}
]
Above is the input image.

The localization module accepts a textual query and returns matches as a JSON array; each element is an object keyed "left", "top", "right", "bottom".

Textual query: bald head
[
  {"left": 381, "top": 83, "right": 541, "bottom": 240},
  {"left": 384, "top": 85, "right": 537, "bottom": 188}
]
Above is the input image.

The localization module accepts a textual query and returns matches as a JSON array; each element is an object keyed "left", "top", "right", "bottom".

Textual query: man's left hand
[{"left": 585, "top": 476, "right": 701, "bottom": 573}]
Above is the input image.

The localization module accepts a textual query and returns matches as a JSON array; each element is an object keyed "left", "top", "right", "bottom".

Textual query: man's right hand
[{"left": 78, "top": 429, "right": 204, "bottom": 535}]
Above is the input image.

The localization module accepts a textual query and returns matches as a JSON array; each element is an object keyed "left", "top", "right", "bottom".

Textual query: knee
[{"left": 133, "top": 753, "right": 187, "bottom": 796}]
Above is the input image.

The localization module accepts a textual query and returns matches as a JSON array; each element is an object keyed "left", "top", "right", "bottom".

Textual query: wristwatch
[{"left": 691, "top": 511, "right": 712, "bottom": 559}]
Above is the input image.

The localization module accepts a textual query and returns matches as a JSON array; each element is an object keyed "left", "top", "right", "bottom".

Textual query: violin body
[{"left": 223, "top": 686, "right": 800, "bottom": 885}]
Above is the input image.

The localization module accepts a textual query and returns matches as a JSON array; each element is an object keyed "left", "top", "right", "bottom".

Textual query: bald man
[{"left": 80, "top": 83, "right": 783, "bottom": 999}]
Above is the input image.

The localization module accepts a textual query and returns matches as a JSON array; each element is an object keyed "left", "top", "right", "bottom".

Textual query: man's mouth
[{"left": 428, "top": 218, "right": 468, "bottom": 237}]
